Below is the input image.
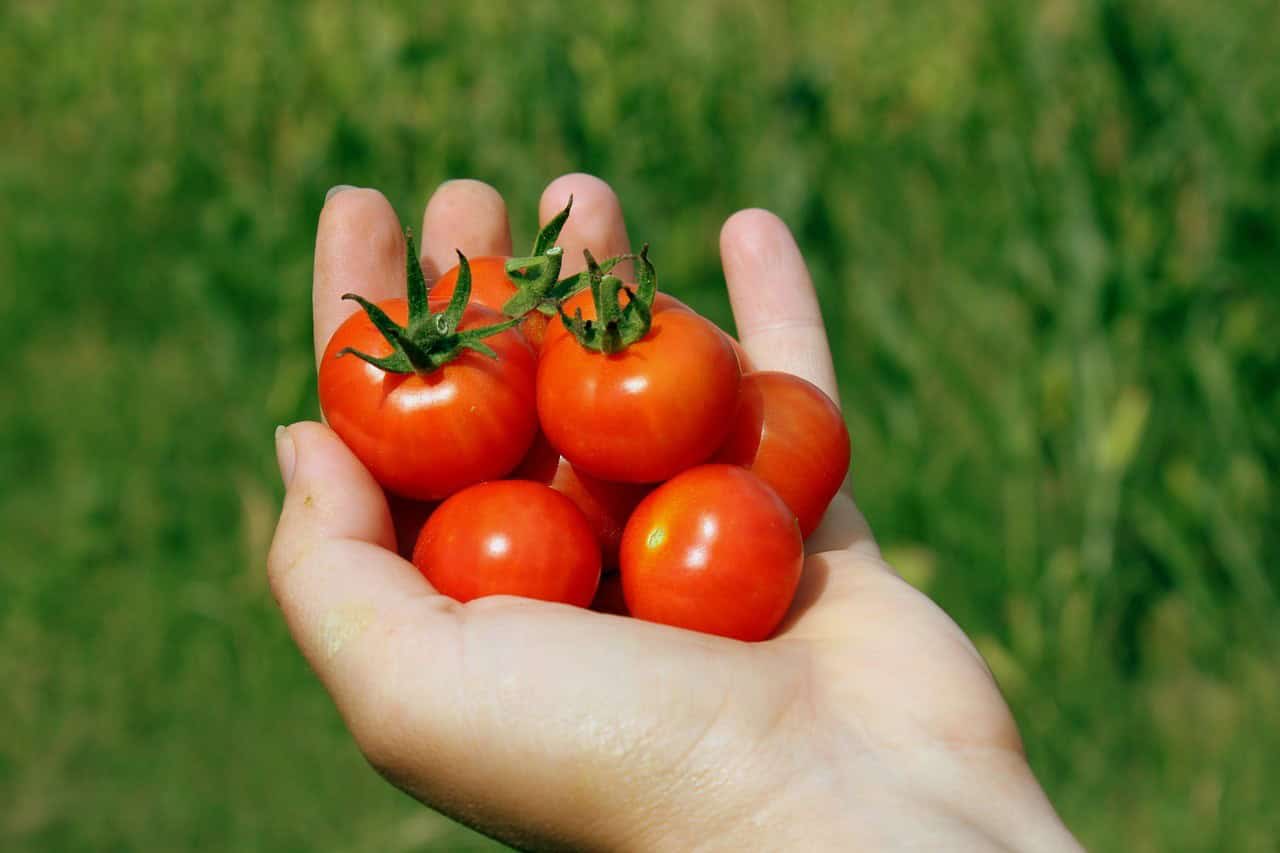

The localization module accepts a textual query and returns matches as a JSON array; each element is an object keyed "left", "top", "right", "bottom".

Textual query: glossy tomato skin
[
  {"left": 539, "top": 288, "right": 692, "bottom": 355},
  {"left": 318, "top": 298, "right": 537, "bottom": 501},
  {"left": 413, "top": 480, "right": 601, "bottom": 606},
  {"left": 433, "top": 256, "right": 549, "bottom": 350},
  {"left": 713, "top": 371, "right": 850, "bottom": 537},
  {"left": 620, "top": 465, "right": 803, "bottom": 641},
  {"left": 537, "top": 309, "right": 741, "bottom": 484},
  {"left": 512, "top": 432, "right": 651, "bottom": 570}
]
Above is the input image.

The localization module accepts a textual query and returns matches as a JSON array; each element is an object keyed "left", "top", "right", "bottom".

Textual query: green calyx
[
  {"left": 336, "top": 230, "right": 520, "bottom": 375},
  {"left": 559, "top": 244, "right": 657, "bottom": 354},
  {"left": 497, "top": 196, "right": 632, "bottom": 318},
  {"left": 500, "top": 196, "right": 574, "bottom": 318}
]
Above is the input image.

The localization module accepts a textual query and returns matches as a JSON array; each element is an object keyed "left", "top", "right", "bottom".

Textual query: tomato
[
  {"left": 619, "top": 465, "right": 803, "bottom": 641},
  {"left": 713, "top": 371, "right": 850, "bottom": 537},
  {"left": 319, "top": 298, "right": 537, "bottom": 501},
  {"left": 413, "top": 480, "right": 601, "bottom": 606},
  {"left": 512, "top": 432, "right": 651, "bottom": 569},
  {"left": 539, "top": 287, "right": 692, "bottom": 355},
  {"left": 432, "top": 256, "right": 550, "bottom": 350},
  {"left": 537, "top": 309, "right": 741, "bottom": 483}
]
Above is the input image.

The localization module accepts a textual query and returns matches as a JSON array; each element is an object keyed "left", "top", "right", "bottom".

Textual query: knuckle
[{"left": 266, "top": 516, "right": 321, "bottom": 604}]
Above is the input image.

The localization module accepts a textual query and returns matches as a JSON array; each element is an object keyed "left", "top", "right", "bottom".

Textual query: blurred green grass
[{"left": 1, "top": 0, "right": 1277, "bottom": 850}]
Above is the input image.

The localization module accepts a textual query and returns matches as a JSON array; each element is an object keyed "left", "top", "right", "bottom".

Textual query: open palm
[{"left": 270, "top": 175, "right": 1079, "bottom": 851}]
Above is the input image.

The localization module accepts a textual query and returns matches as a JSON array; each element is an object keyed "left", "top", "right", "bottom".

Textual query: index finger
[{"left": 312, "top": 187, "right": 406, "bottom": 366}]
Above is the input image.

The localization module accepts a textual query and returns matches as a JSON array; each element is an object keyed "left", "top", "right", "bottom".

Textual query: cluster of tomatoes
[{"left": 318, "top": 201, "right": 850, "bottom": 641}]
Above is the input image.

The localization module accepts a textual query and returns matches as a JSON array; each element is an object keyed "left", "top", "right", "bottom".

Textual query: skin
[
  {"left": 272, "top": 175, "right": 1083, "bottom": 851},
  {"left": 714, "top": 370, "right": 852, "bottom": 538},
  {"left": 620, "top": 464, "right": 804, "bottom": 641},
  {"left": 317, "top": 298, "right": 538, "bottom": 501},
  {"left": 414, "top": 480, "right": 600, "bottom": 607}
]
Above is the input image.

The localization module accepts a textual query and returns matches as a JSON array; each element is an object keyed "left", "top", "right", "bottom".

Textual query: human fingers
[
  {"left": 313, "top": 188, "right": 406, "bottom": 366},
  {"left": 720, "top": 209, "right": 839, "bottom": 401},
  {"left": 539, "top": 173, "right": 633, "bottom": 279},
  {"left": 418, "top": 179, "right": 513, "bottom": 281}
]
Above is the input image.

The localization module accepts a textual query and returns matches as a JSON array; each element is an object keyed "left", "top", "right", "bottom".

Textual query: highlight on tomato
[
  {"left": 536, "top": 248, "right": 741, "bottom": 483},
  {"left": 318, "top": 234, "right": 538, "bottom": 501},
  {"left": 714, "top": 371, "right": 850, "bottom": 537},
  {"left": 413, "top": 480, "right": 601, "bottom": 606}
]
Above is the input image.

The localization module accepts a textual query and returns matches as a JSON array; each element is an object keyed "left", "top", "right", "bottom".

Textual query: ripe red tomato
[
  {"left": 432, "top": 256, "right": 550, "bottom": 350},
  {"left": 413, "top": 480, "right": 601, "bottom": 606},
  {"left": 512, "top": 432, "right": 651, "bottom": 569},
  {"left": 319, "top": 298, "right": 537, "bottom": 500},
  {"left": 538, "top": 288, "right": 692, "bottom": 354},
  {"left": 713, "top": 371, "right": 850, "bottom": 537},
  {"left": 620, "top": 465, "right": 803, "bottom": 641},
  {"left": 537, "top": 309, "right": 741, "bottom": 483}
]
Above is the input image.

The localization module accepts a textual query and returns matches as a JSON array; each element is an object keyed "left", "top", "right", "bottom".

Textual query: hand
[{"left": 270, "top": 175, "right": 1082, "bottom": 851}]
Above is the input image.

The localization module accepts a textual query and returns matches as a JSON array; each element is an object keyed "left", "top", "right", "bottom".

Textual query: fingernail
[
  {"left": 275, "top": 425, "right": 296, "bottom": 487},
  {"left": 325, "top": 184, "right": 357, "bottom": 201}
]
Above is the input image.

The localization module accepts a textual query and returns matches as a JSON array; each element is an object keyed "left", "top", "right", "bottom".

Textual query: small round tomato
[
  {"left": 620, "top": 465, "right": 803, "bottom": 641},
  {"left": 413, "top": 480, "right": 601, "bottom": 606},
  {"left": 432, "top": 257, "right": 550, "bottom": 350},
  {"left": 537, "top": 309, "right": 741, "bottom": 483},
  {"left": 714, "top": 371, "right": 850, "bottom": 537},
  {"left": 539, "top": 287, "right": 692, "bottom": 354},
  {"left": 512, "top": 432, "right": 651, "bottom": 569},
  {"left": 319, "top": 298, "right": 537, "bottom": 501}
]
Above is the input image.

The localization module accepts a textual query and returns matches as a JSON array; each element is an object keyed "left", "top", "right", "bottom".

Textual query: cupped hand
[{"left": 270, "top": 176, "right": 1081, "bottom": 851}]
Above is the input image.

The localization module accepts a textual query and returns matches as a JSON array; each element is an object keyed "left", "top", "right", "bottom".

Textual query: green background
[{"left": 2, "top": 1, "right": 1277, "bottom": 850}]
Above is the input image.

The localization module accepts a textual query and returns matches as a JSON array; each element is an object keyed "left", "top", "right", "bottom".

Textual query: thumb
[{"left": 267, "top": 422, "right": 438, "bottom": 693}]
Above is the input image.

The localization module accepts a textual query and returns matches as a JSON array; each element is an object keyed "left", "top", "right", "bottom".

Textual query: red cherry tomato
[
  {"left": 713, "top": 371, "right": 850, "bottom": 537},
  {"left": 413, "top": 480, "right": 601, "bottom": 606},
  {"left": 512, "top": 432, "right": 650, "bottom": 569},
  {"left": 432, "top": 256, "right": 550, "bottom": 349},
  {"left": 318, "top": 298, "right": 537, "bottom": 501},
  {"left": 539, "top": 288, "right": 692, "bottom": 354},
  {"left": 537, "top": 309, "right": 741, "bottom": 483},
  {"left": 620, "top": 465, "right": 803, "bottom": 641}
]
